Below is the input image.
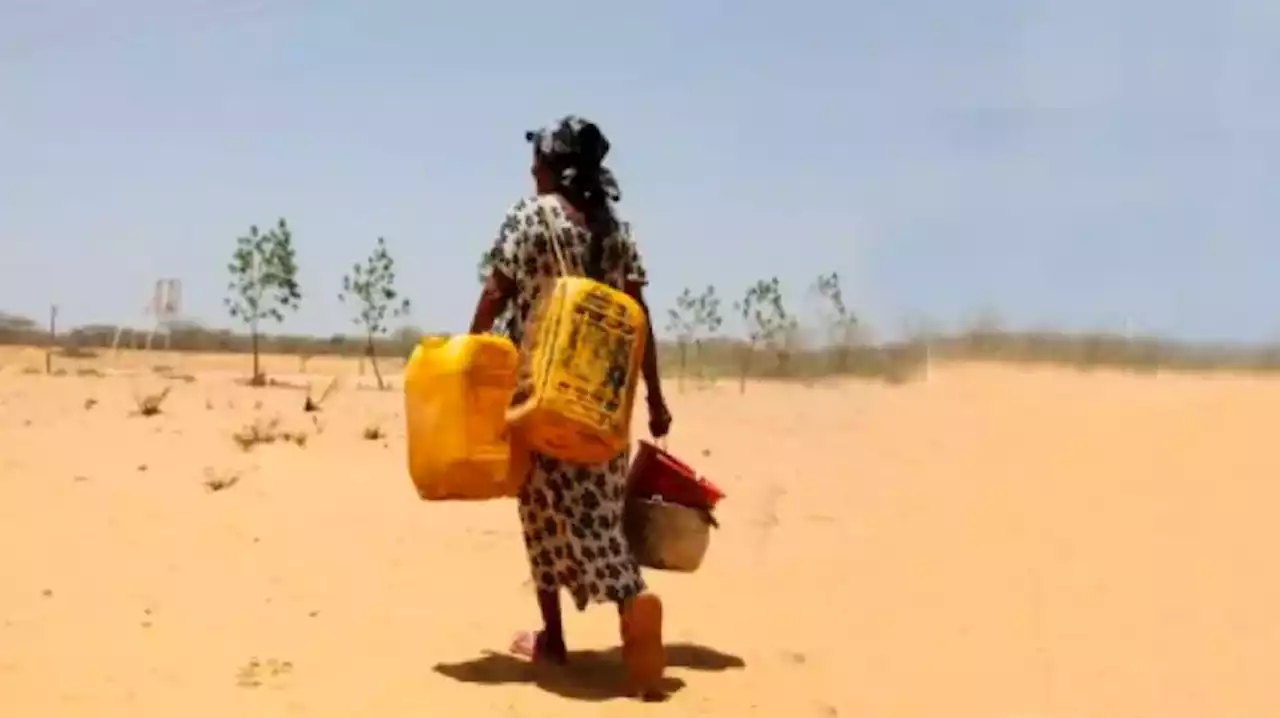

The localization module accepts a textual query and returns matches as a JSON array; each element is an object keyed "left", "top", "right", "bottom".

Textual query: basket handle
[
  {"left": 649, "top": 436, "right": 699, "bottom": 476},
  {"left": 699, "top": 506, "right": 720, "bottom": 529}
]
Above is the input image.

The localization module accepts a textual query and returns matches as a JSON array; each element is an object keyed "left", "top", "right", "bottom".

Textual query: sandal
[
  {"left": 510, "top": 630, "right": 568, "bottom": 665},
  {"left": 620, "top": 592, "right": 665, "bottom": 698}
]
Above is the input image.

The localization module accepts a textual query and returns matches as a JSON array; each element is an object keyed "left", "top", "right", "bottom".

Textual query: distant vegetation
[
  {"left": 5, "top": 307, "right": 1280, "bottom": 385},
  {"left": 4, "top": 220, "right": 1280, "bottom": 383}
]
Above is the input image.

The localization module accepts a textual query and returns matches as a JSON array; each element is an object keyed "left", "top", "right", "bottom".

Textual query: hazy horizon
[{"left": 3, "top": 0, "right": 1277, "bottom": 343}]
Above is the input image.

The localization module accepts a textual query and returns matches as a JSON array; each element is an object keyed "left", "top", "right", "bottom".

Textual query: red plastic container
[{"left": 627, "top": 440, "right": 725, "bottom": 510}]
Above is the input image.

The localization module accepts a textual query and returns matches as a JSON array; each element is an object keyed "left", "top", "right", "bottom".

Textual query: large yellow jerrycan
[
  {"left": 506, "top": 277, "right": 647, "bottom": 464},
  {"left": 403, "top": 334, "right": 523, "bottom": 500}
]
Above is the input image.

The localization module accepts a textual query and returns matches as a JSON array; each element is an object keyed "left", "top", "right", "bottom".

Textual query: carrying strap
[
  {"left": 532, "top": 196, "right": 577, "bottom": 279},
  {"left": 515, "top": 197, "right": 579, "bottom": 358}
]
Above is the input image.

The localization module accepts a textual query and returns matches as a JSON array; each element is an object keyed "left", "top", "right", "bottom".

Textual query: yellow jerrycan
[
  {"left": 505, "top": 209, "right": 648, "bottom": 464},
  {"left": 403, "top": 334, "right": 524, "bottom": 500}
]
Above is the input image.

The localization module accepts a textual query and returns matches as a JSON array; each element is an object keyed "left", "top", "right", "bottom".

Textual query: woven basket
[{"left": 625, "top": 498, "right": 715, "bottom": 573}]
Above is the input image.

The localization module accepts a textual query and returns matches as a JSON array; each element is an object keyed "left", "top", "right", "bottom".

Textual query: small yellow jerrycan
[
  {"left": 403, "top": 334, "right": 524, "bottom": 500},
  {"left": 506, "top": 276, "right": 647, "bottom": 465}
]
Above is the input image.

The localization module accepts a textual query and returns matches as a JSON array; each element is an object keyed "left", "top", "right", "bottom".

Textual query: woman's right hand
[{"left": 646, "top": 394, "right": 672, "bottom": 439}]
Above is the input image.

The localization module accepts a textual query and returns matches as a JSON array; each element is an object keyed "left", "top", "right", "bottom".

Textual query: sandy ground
[{"left": 1, "top": 347, "right": 1278, "bottom": 717}]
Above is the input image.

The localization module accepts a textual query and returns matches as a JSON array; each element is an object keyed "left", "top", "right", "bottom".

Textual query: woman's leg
[
  {"left": 510, "top": 589, "right": 568, "bottom": 664},
  {"left": 511, "top": 460, "right": 571, "bottom": 664},
  {"left": 619, "top": 592, "right": 665, "bottom": 697},
  {"left": 535, "top": 589, "right": 567, "bottom": 655},
  {"left": 597, "top": 455, "right": 666, "bottom": 696}
]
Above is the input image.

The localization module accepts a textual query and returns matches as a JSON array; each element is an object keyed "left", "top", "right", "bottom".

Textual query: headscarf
[{"left": 525, "top": 115, "right": 622, "bottom": 202}]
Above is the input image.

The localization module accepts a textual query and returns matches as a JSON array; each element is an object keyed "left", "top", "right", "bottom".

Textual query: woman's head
[
  {"left": 525, "top": 116, "right": 621, "bottom": 279},
  {"left": 527, "top": 116, "right": 614, "bottom": 191}
]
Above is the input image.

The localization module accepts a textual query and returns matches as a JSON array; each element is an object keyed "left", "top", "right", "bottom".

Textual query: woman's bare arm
[
  {"left": 470, "top": 271, "right": 516, "bottom": 334},
  {"left": 625, "top": 279, "right": 664, "bottom": 404}
]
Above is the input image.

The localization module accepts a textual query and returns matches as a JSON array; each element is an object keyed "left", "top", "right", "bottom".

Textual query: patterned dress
[{"left": 486, "top": 194, "right": 648, "bottom": 610}]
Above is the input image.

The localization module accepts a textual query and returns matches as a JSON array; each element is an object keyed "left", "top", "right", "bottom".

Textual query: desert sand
[{"left": 1, "top": 347, "right": 1277, "bottom": 717}]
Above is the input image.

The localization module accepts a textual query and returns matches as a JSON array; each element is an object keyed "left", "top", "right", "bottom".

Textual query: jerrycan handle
[{"left": 418, "top": 335, "right": 450, "bottom": 350}]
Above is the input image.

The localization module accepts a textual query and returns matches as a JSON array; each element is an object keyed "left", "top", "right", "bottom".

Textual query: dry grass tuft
[
  {"left": 132, "top": 386, "right": 173, "bottom": 417},
  {"left": 236, "top": 656, "right": 293, "bottom": 689},
  {"left": 202, "top": 467, "right": 242, "bottom": 493},
  {"left": 303, "top": 377, "right": 339, "bottom": 413},
  {"left": 232, "top": 415, "right": 308, "bottom": 451}
]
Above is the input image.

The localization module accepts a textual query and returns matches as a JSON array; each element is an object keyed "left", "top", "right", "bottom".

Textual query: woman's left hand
[{"left": 647, "top": 394, "right": 672, "bottom": 439}]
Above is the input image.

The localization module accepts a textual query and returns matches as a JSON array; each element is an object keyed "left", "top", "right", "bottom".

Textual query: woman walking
[{"left": 469, "top": 115, "right": 673, "bottom": 697}]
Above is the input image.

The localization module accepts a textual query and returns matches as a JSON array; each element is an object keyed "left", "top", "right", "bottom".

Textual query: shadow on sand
[{"left": 433, "top": 642, "right": 746, "bottom": 702}]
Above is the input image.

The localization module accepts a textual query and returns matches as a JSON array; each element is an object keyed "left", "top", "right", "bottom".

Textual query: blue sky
[{"left": 2, "top": 0, "right": 1277, "bottom": 342}]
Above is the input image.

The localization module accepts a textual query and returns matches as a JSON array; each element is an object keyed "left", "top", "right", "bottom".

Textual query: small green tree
[
  {"left": 665, "top": 285, "right": 723, "bottom": 391},
  {"left": 732, "top": 277, "right": 791, "bottom": 393},
  {"left": 665, "top": 290, "right": 696, "bottom": 390},
  {"left": 692, "top": 285, "right": 724, "bottom": 369},
  {"left": 339, "top": 237, "right": 411, "bottom": 390},
  {"left": 813, "top": 271, "right": 860, "bottom": 373},
  {"left": 225, "top": 218, "right": 302, "bottom": 385}
]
